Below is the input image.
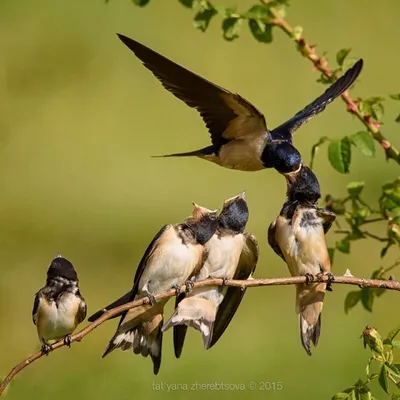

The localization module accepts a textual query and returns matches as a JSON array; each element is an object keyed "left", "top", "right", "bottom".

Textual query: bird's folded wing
[{"left": 208, "top": 233, "right": 259, "bottom": 349}]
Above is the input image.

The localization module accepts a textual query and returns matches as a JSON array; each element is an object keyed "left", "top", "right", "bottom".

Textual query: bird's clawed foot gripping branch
[{"left": 1, "top": 1, "right": 400, "bottom": 399}]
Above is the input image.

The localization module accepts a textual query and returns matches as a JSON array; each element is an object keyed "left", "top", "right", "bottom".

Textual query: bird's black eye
[{"left": 262, "top": 142, "right": 302, "bottom": 173}]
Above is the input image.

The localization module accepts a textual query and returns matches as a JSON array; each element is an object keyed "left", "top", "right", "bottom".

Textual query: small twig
[
  {"left": 334, "top": 229, "right": 389, "bottom": 242},
  {"left": 382, "top": 258, "right": 400, "bottom": 275},
  {"left": 360, "top": 218, "right": 387, "bottom": 225},
  {"left": 261, "top": 0, "right": 400, "bottom": 164},
  {"left": 1, "top": 274, "right": 399, "bottom": 395},
  {"left": 362, "top": 231, "right": 389, "bottom": 242}
]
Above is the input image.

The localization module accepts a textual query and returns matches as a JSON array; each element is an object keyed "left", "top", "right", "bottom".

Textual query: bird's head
[
  {"left": 219, "top": 190, "right": 249, "bottom": 233},
  {"left": 262, "top": 141, "right": 303, "bottom": 174},
  {"left": 185, "top": 203, "right": 219, "bottom": 245},
  {"left": 46, "top": 255, "right": 78, "bottom": 284},
  {"left": 284, "top": 165, "right": 321, "bottom": 205}
]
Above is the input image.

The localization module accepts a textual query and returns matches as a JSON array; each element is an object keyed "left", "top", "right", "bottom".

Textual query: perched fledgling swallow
[
  {"left": 88, "top": 205, "right": 218, "bottom": 375},
  {"left": 117, "top": 33, "right": 363, "bottom": 174},
  {"left": 163, "top": 191, "right": 259, "bottom": 356},
  {"left": 268, "top": 165, "right": 336, "bottom": 356},
  {"left": 32, "top": 254, "right": 87, "bottom": 354}
]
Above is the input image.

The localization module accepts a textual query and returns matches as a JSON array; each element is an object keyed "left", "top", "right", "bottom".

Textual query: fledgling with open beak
[
  {"left": 268, "top": 165, "right": 336, "bottom": 355},
  {"left": 87, "top": 204, "right": 218, "bottom": 375},
  {"left": 117, "top": 33, "right": 363, "bottom": 174},
  {"left": 32, "top": 254, "right": 87, "bottom": 354},
  {"left": 163, "top": 191, "right": 259, "bottom": 355}
]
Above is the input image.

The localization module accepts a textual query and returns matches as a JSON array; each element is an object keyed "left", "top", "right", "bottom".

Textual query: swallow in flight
[
  {"left": 267, "top": 165, "right": 336, "bottom": 355},
  {"left": 117, "top": 33, "right": 363, "bottom": 174},
  {"left": 32, "top": 254, "right": 87, "bottom": 354},
  {"left": 88, "top": 204, "right": 218, "bottom": 375},
  {"left": 163, "top": 191, "right": 259, "bottom": 356}
]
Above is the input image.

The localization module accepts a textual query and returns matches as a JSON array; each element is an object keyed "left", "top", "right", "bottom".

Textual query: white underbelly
[
  {"left": 140, "top": 243, "right": 200, "bottom": 295},
  {"left": 218, "top": 138, "right": 266, "bottom": 171},
  {"left": 39, "top": 294, "right": 79, "bottom": 340},
  {"left": 280, "top": 224, "right": 324, "bottom": 276},
  {"left": 203, "top": 235, "right": 243, "bottom": 279}
]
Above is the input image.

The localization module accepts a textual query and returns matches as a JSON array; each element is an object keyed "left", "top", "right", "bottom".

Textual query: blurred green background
[{"left": 0, "top": 0, "right": 399, "bottom": 398}]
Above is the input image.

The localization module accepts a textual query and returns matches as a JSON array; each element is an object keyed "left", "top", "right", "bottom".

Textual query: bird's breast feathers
[
  {"left": 138, "top": 228, "right": 204, "bottom": 295},
  {"left": 36, "top": 292, "right": 83, "bottom": 341},
  {"left": 203, "top": 234, "right": 244, "bottom": 279},
  {"left": 276, "top": 209, "right": 330, "bottom": 276},
  {"left": 215, "top": 133, "right": 267, "bottom": 171}
]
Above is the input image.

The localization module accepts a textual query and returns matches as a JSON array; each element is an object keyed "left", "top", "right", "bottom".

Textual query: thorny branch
[
  {"left": 261, "top": 0, "right": 400, "bottom": 164},
  {"left": 1, "top": 273, "right": 400, "bottom": 396}
]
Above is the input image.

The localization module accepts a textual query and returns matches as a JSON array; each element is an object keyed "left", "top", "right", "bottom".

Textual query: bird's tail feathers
[
  {"left": 162, "top": 297, "right": 217, "bottom": 349},
  {"left": 102, "top": 314, "right": 163, "bottom": 375},
  {"left": 296, "top": 283, "right": 325, "bottom": 356},
  {"left": 152, "top": 146, "right": 215, "bottom": 159}
]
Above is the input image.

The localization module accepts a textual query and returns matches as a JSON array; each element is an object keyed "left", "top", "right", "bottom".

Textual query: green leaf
[
  {"left": 310, "top": 136, "right": 330, "bottom": 169},
  {"left": 392, "top": 393, "right": 400, "bottom": 400},
  {"left": 336, "top": 237, "right": 350, "bottom": 253},
  {"left": 361, "top": 288, "right": 374, "bottom": 312},
  {"left": 379, "top": 178, "right": 400, "bottom": 214},
  {"left": 273, "top": 2, "right": 286, "bottom": 17},
  {"left": 178, "top": 0, "right": 197, "bottom": 7},
  {"left": 396, "top": 114, "right": 400, "bottom": 123},
  {"left": 344, "top": 290, "right": 362, "bottom": 313},
  {"left": 390, "top": 94, "right": 400, "bottom": 101},
  {"left": 248, "top": 20, "right": 273, "bottom": 43},
  {"left": 292, "top": 25, "right": 303, "bottom": 40},
  {"left": 387, "top": 325, "right": 400, "bottom": 342},
  {"left": 347, "top": 182, "right": 365, "bottom": 198},
  {"left": 359, "top": 97, "right": 385, "bottom": 121},
  {"left": 132, "top": 0, "right": 150, "bottom": 6},
  {"left": 337, "top": 48, "right": 351, "bottom": 66},
  {"left": 381, "top": 243, "right": 392, "bottom": 258},
  {"left": 351, "top": 132, "right": 375, "bottom": 157},
  {"left": 328, "top": 137, "right": 351, "bottom": 173},
  {"left": 342, "top": 57, "right": 360, "bottom": 71},
  {"left": 317, "top": 73, "right": 335, "bottom": 85},
  {"left": 332, "top": 392, "right": 353, "bottom": 400},
  {"left": 353, "top": 208, "right": 370, "bottom": 226},
  {"left": 358, "top": 389, "right": 373, "bottom": 400},
  {"left": 379, "top": 365, "right": 390, "bottom": 394},
  {"left": 371, "top": 102, "right": 384, "bottom": 121},
  {"left": 244, "top": 4, "right": 271, "bottom": 19},
  {"left": 222, "top": 17, "right": 242, "bottom": 41},
  {"left": 328, "top": 247, "right": 335, "bottom": 264},
  {"left": 193, "top": 8, "right": 217, "bottom": 32},
  {"left": 392, "top": 340, "right": 400, "bottom": 348},
  {"left": 386, "top": 363, "right": 400, "bottom": 378},
  {"left": 213, "top": 5, "right": 236, "bottom": 16}
]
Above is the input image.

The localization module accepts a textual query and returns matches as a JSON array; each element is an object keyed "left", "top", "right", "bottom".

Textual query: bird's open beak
[{"left": 283, "top": 163, "right": 303, "bottom": 184}]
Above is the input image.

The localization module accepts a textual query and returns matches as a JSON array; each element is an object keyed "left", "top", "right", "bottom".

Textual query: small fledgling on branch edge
[
  {"left": 268, "top": 165, "right": 336, "bottom": 356},
  {"left": 32, "top": 254, "right": 87, "bottom": 355}
]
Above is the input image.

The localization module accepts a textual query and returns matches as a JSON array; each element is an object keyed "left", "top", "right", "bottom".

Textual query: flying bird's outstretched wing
[
  {"left": 271, "top": 59, "right": 363, "bottom": 141},
  {"left": 117, "top": 34, "right": 267, "bottom": 149}
]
